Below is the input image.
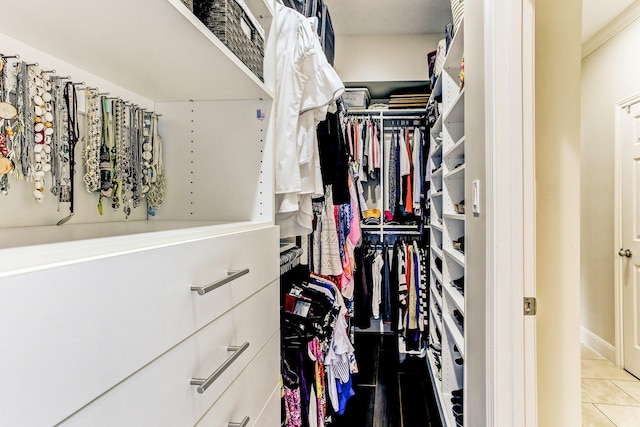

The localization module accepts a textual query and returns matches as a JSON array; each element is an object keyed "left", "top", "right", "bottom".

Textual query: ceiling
[
  {"left": 323, "top": 0, "right": 637, "bottom": 41},
  {"left": 582, "top": 0, "right": 635, "bottom": 41},
  {"left": 323, "top": 0, "right": 452, "bottom": 36}
]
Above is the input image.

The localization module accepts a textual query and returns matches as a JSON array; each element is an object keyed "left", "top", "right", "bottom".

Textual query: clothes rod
[{"left": 347, "top": 115, "right": 425, "bottom": 120}]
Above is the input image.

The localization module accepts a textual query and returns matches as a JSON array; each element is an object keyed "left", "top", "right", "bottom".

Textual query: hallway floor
[
  {"left": 582, "top": 344, "right": 640, "bottom": 426},
  {"left": 331, "top": 332, "right": 442, "bottom": 427}
]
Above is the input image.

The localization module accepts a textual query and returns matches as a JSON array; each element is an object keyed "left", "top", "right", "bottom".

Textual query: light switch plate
[{"left": 472, "top": 179, "right": 480, "bottom": 214}]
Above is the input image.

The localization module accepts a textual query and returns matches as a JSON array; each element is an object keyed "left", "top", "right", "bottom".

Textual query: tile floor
[{"left": 582, "top": 344, "right": 640, "bottom": 426}]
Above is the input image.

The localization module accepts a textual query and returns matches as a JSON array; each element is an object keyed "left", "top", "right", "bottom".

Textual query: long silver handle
[
  {"left": 228, "top": 417, "right": 250, "bottom": 427},
  {"left": 619, "top": 248, "right": 633, "bottom": 258},
  {"left": 191, "top": 269, "right": 250, "bottom": 295},
  {"left": 190, "top": 342, "right": 250, "bottom": 393}
]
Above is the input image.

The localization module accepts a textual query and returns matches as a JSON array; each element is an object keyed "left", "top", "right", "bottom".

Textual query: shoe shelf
[
  {"left": 444, "top": 136, "right": 465, "bottom": 162},
  {"left": 428, "top": 17, "right": 465, "bottom": 427},
  {"left": 443, "top": 314, "right": 465, "bottom": 358},
  {"left": 443, "top": 283, "right": 465, "bottom": 316},
  {"left": 431, "top": 304, "right": 444, "bottom": 333},
  {"left": 432, "top": 243, "right": 444, "bottom": 260},
  {"left": 431, "top": 265, "right": 444, "bottom": 286},
  {"left": 444, "top": 247, "right": 465, "bottom": 267},
  {"left": 431, "top": 285, "right": 444, "bottom": 312},
  {"left": 443, "top": 213, "right": 465, "bottom": 221},
  {"left": 443, "top": 164, "right": 465, "bottom": 180},
  {"left": 432, "top": 285, "right": 443, "bottom": 311}
]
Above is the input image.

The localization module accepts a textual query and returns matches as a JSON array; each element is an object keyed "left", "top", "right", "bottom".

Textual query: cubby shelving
[{"left": 427, "top": 17, "right": 465, "bottom": 427}]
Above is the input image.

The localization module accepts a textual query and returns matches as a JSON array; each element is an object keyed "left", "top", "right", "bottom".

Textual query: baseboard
[{"left": 581, "top": 326, "right": 616, "bottom": 363}]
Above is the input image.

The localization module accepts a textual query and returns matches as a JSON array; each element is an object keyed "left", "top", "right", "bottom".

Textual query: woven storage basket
[
  {"left": 450, "top": 0, "right": 463, "bottom": 31},
  {"left": 194, "top": 0, "right": 264, "bottom": 81}
]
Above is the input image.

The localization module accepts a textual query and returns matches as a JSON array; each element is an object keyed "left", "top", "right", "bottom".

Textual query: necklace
[{"left": 83, "top": 87, "right": 101, "bottom": 193}]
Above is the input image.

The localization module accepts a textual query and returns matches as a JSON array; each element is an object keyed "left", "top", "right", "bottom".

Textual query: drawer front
[
  {"left": 250, "top": 383, "right": 282, "bottom": 427},
  {"left": 196, "top": 334, "right": 281, "bottom": 427},
  {"left": 0, "top": 225, "right": 278, "bottom": 427},
  {"left": 59, "top": 281, "right": 280, "bottom": 427}
]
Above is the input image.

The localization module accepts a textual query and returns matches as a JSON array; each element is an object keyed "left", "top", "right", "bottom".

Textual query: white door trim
[
  {"left": 484, "top": 0, "right": 536, "bottom": 425},
  {"left": 614, "top": 93, "right": 640, "bottom": 369}
]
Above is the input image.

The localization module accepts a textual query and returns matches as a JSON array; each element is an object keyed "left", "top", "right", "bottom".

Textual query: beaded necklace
[
  {"left": 50, "top": 76, "right": 70, "bottom": 205},
  {"left": 15, "top": 62, "right": 33, "bottom": 179},
  {"left": 145, "top": 112, "right": 165, "bottom": 214},
  {"left": 0, "top": 57, "right": 16, "bottom": 194},
  {"left": 83, "top": 87, "right": 101, "bottom": 193}
]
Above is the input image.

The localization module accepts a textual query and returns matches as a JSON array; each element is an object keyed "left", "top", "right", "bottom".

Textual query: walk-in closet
[{"left": 0, "top": 0, "right": 610, "bottom": 426}]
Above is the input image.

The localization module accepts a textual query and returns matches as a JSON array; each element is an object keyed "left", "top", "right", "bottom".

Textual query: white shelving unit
[
  {"left": 0, "top": 0, "right": 275, "bottom": 246},
  {"left": 0, "top": 2, "right": 281, "bottom": 426},
  {"left": 427, "top": 18, "right": 465, "bottom": 427}
]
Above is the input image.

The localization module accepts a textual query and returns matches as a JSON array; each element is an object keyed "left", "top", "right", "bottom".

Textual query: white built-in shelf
[
  {"left": 431, "top": 306, "right": 443, "bottom": 332},
  {"left": 432, "top": 191, "right": 444, "bottom": 198},
  {"left": 427, "top": 353, "right": 443, "bottom": 396},
  {"left": 431, "top": 144, "right": 443, "bottom": 157},
  {"left": 432, "top": 245, "right": 444, "bottom": 259},
  {"left": 444, "top": 213, "right": 465, "bottom": 221},
  {"left": 431, "top": 115, "right": 443, "bottom": 134},
  {"left": 0, "top": 220, "right": 272, "bottom": 277},
  {"left": 444, "top": 136, "right": 466, "bottom": 159},
  {"left": 431, "top": 265, "right": 444, "bottom": 284},
  {"left": 444, "top": 89, "right": 465, "bottom": 124},
  {"left": 443, "top": 18, "right": 465, "bottom": 73},
  {"left": 432, "top": 286, "right": 443, "bottom": 311},
  {"left": 0, "top": 0, "right": 273, "bottom": 102},
  {"left": 431, "top": 221, "right": 443, "bottom": 231},
  {"left": 443, "top": 283, "right": 465, "bottom": 316},
  {"left": 443, "top": 314, "right": 465, "bottom": 358},
  {"left": 432, "top": 166, "right": 444, "bottom": 177},
  {"left": 444, "top": 164, "right": 466, "bottom": 180},
  {"left": 444, "top": 247, "right": 465, "bottom": 267},
  {"left": 429, "top": 74, "right": 443, "bottom": 104}
]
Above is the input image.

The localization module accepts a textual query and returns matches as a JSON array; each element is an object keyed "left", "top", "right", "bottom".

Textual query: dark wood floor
[{"left": 330, "top": 333, "right": 443, "bottom": 427}]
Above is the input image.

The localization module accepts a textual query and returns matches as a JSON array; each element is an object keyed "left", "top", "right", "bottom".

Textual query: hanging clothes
[{"left": 264, "top": 4, "right": 345, "bottom": 238}]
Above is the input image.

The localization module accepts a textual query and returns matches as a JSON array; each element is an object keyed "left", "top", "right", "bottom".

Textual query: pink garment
[{"left": 284, "top": 387, "right": 302, "bottom": 427}]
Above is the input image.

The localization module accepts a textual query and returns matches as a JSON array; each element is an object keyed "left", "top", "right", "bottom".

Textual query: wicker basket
[{"left": 194, "top": 0, "right": 264, "bottom": 81}]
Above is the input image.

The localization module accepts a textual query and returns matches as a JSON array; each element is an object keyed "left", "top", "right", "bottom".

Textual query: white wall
[
  {"left": 581, "top": 9, "right": 640, "bottom": 352},
  {"left": 536, "top": 0, "right": 583, "bottom": 425},
  {"left": 333, "top": 34, "right": 443, "bottom": 83}
]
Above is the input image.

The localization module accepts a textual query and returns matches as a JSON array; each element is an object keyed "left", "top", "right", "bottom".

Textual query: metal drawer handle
[
  {"left": 229, "top": 417, "right": 250, "bottom": 427},
  {"left": 191, "top": 269, "right": 250, "bottom": 295},
  {"left": 190, "top": 342, "right": 250, "bottom": 393}
]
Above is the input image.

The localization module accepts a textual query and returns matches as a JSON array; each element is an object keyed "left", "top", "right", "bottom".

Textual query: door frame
[
  {"left": 614, "top": 93, "right": 640, "bottom": 369},
  {"left": 484, "top": 0, "right": 537, "bottom": 425}
]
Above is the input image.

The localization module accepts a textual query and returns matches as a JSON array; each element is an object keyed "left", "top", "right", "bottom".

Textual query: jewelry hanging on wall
[
  {"left": 130, "top": 105, "right": 143, "bottom": 210},
  {"left": 112, "top": 99, "right": 128, "bottom": 212},
  {"left": 29, "top": 63, "right": 52, "bottom": 202},
  {"left": 145, "top": 112, "right": 165, "bottom": 215},
  {"left": 50, "top": 75, "right": 70, "bottom": 206},
  {"left": 0, "top": 55, "right": 19, "bottom": 194},
  {"left": 97, "top": 95, "right": 115, "bottom": 214},
  {"left": 15, "top": 62, "right": 34, "bottom": 181},
  {"left": 57, "top": 81, "right": 80, "bottom": 225},
  {"left": 83, "top": 86, "right": 101, "bottom": 194}
]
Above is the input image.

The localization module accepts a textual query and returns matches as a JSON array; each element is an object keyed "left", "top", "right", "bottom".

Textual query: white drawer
[
  {"left": 196, "top": 334, "right": 281, "bottom": 427},
  {"left": 0, "top": 225, "right": 278, "bottom": 427},
  {"left": 59, "top": 281, "right": 280, "bottom": 426},
  {"left": 250, "top": 383, "right": 282, "bottom": 427}
]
